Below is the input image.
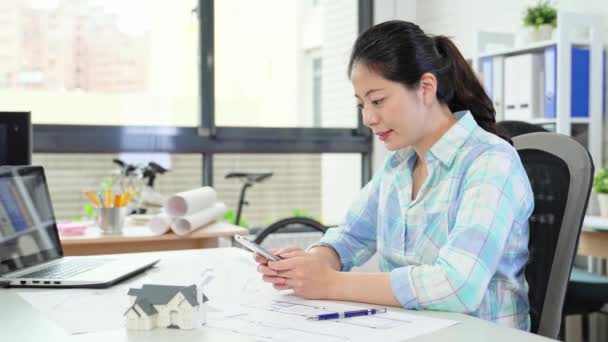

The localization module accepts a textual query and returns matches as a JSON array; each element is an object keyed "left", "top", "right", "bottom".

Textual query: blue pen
[{"left": 306, "top": 308, "right": 387, "bottom": 320}]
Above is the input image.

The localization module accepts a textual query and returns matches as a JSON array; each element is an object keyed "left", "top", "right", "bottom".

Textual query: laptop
[{"left": 0, "top": 165, "right": 159, "bottom": 288}]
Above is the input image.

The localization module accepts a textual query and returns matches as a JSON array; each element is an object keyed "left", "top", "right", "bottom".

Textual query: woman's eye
[
  {"left": 371, "top": 98, "right": 384, "bottom": 106},
  {"left": 356, "top": 103, "right": 364, "bottom": 109}
]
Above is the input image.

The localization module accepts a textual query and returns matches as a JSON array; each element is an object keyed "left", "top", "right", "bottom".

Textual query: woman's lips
[{"left": 376, "top": 130, "right": 393, "bottom": 141}]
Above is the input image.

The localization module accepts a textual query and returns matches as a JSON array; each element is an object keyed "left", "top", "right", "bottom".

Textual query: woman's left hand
[{"left": 267, "top": 250, "right": 339, "bottom": 300}]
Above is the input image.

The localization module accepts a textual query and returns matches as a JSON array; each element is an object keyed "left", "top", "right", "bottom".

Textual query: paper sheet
[
  {"left": 18, "top": 288, "right": 129, "bottom": 335},
  {"left": 17, "top": 288, "right": 243, "bottom": 335},
  {"left": 165, "top": 187, "right": 217, "bottom": 217},
  {"left": 16, "top": 251, "right": 260, "bottom": 335},
  {"left": 171, "top": 203, "right": 227, "bottom": 236},
  {"left": 205, "top": 293, "right": 459, "bottom": 342}
]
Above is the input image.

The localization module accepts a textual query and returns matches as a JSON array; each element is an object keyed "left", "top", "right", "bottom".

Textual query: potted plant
[
  {"left": 593, "top": 168, "right": 608, "bottom": 217},
  {"left": 523, "top": 1, "right": 557, "bottom": 42}
]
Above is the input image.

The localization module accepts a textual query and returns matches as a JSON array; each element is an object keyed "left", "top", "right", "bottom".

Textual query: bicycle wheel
[{"left": 253, "top": 217, "right": 328, "bottom": 245}]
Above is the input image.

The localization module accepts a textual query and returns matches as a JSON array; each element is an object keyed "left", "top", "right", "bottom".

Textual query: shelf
[
  {"left": 498, "top": 117, "right": 589, "bottom": 125},
  {"left": 478, "top": 39, "right": 591, "bottom": 59},
  {"left": 529, "top": 118, "right": 556, "bottom": 125},
  {"left": 572, "top": 117, "right": 590, "bottom": 124},
  {"left": 476, "top": 11, "right": 603, "bottom": 167},
  {"left": 531, "top": 117, "right": 589, "bottom": 124}
]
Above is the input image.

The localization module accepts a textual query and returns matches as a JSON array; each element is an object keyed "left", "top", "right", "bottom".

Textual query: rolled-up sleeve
[
  {"left": 390, "top": 148, "right": 534, "bottom": 313},
  {"left": 312, "top": 170, "right": 382, "bottom": 272}
]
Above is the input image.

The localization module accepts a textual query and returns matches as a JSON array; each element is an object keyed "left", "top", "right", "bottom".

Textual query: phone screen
[{"left": 235, "top": 235, "right": 282, "bottom": 261}]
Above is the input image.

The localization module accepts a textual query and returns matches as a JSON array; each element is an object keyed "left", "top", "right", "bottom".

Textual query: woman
[{"left": 255, "top": 20, "right": 534, "bottom": 331}]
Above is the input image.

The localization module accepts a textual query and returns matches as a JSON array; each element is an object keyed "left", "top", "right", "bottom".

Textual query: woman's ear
[{"left": 419, "top": 72, "right": 438, "bottom": 106}]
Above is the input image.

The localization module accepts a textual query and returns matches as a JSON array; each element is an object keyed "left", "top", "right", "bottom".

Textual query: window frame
[{"left": 32, "top": 0, "right": 374, "bottom": 187}]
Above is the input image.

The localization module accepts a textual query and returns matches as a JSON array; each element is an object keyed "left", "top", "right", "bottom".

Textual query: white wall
[{"left": 416, "top": 0, "right": 608, "bottom": 58}]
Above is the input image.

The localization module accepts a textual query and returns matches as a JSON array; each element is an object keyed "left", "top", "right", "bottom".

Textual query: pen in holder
[
  {"left": 98, "top": 206, "right": 127, "bottom": 235},
  {"left": 85, "top": 190, "right": 133, "bottom": 235}
]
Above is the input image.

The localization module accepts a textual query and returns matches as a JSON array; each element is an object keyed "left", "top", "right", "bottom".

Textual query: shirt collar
[
  {"left": 390, "top": 110, "right": 478, "bottom": 169},
  {"left": 428, "top": 110, "right": 477, "bottom": 167}
]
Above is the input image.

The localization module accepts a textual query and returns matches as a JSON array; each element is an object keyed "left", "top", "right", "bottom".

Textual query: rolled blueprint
[
  {"left": 171, "top": 202, "right": 227, "bottom": 236},
  {"left": 149, "top": 213, "right": 173, "bottom": 235},
  {"left": 165, "top": 187, "right": 217, "bottom": 217}
]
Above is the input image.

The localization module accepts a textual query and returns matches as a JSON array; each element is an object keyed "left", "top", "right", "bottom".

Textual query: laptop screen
[{"left": 0, "top": 166, "right": 62, "bottom": 276}]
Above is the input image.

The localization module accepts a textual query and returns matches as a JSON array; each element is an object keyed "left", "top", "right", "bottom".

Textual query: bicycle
[{"left": 225, "top": 171, "right": 329, "bottom": 246}]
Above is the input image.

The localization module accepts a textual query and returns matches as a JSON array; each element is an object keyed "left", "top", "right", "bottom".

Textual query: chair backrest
[
  {"left": 513, "top": 132, "right": 594, "bottom": 339},
  {"left": 497, "top": 120, "right": 550, "bottom": 137}
]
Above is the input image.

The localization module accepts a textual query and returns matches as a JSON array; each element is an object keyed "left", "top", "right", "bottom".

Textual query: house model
[{"left": 125, "top": 284, "right": 209, "bottom": 330}]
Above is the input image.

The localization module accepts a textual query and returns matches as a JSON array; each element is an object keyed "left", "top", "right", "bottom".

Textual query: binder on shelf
[
  {"left": 543, "top": 46, "right": 606, "bottom": 119},
  {"left": 544, "top": 47, "right": 556, "bottom": 118},
  {"left": 504, "top": 53, "right": 544, "bottom": 121},
  {"left": 492, "top": 57, "right": 504, "bottom": 115},
  {"left": 480, "top": 57, "right": 505, "bottom": 116},
  {"left": 571, "top": 47, "right": 589, "bottom": 118},
  {"left": 481, "top": 57, "right": 493, "bottom": 98}
]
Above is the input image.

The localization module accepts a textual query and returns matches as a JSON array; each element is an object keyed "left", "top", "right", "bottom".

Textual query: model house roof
[{"left": 125, "top": 284, "right": 208, "bottom": 317}]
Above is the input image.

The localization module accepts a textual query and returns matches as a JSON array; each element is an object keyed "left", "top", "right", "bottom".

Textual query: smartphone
[{"left": 234, "top": 235, "right": 282, "bottom": 261}]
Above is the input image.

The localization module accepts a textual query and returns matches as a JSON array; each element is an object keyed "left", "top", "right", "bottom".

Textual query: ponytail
[
  {"left": 348, "top": 21, "right": 511, "bottom": 143},
  {"left": 432, "top": 36, "right": 510, "bottom": 142}
]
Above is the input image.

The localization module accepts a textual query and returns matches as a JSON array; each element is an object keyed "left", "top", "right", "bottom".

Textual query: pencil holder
[{"left": 98, "top": 207, "right": 127, "bottom": 235}]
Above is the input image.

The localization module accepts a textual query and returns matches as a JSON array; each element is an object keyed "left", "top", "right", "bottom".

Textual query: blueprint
[{"left": 205, "top": 292, "right": 458, "bottom": 342}]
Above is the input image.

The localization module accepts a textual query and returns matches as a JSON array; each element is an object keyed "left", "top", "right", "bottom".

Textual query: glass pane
[
  {"left": 0, "top": 0, "right": 199, "bottom": 126},
  {"left": 32, "top": 153, "right": 201, "bottom": 219},
  {"left": 214, "top": 153, "right": 361, "bottom": 230},
  {"left": 214, "top": 0, "right": 359, "bottom": 128}
]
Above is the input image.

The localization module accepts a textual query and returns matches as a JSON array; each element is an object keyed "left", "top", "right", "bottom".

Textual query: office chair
[
  {"left": 499, "top": 121, "right": 608, "bottom": 340},
  {"left": 513, "top": 132, "right": 594, "bottom": 339},
  {"left": 497, "top": 120, "right": 550, "bottom": 136}
]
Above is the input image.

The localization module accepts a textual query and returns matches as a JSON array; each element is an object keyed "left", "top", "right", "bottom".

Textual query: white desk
[{"left": 1, "top": 248, "right": 554, "bottom": 342}]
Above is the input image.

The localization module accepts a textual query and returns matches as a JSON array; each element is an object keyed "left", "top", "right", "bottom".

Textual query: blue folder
[
  {"left": 481, "top": 57, "right": 493, "bottom": 99},
  {"left": 544, "top": 46, "right": 606, "bottom": 118}
]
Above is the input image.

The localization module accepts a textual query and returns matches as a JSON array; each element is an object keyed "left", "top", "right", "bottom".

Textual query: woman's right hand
[{"left": 255, "top": 246, "right": 304, "bottom": 290}]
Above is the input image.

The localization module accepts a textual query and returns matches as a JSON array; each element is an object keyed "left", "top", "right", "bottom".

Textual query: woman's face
[{"left": 351, "top": 63, "right": 428, "bottom": 151}]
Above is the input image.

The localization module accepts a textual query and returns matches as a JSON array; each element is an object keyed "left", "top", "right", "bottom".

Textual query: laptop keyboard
[{"left": 17, "top": 258, "right": 114, "bottom": 279}]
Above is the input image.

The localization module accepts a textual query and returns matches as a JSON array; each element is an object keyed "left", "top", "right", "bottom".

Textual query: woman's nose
[{"left": 362, "top": 108, "right": 379, "bottom": 127}]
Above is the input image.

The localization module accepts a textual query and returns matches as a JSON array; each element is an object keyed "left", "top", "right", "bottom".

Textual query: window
[
  {"left": 25, "top": 0, "right": 373, "bottom": 219},
  {"left": 1, "top": 0, "right": 199, "bottom": 126},
  {"left": 213, "top": 0, "right": 359, "bottom": 128}
]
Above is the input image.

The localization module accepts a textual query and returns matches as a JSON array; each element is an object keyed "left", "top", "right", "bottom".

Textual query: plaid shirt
[{"left": 315, "top": 111, "right": 534, "bottom": 330}]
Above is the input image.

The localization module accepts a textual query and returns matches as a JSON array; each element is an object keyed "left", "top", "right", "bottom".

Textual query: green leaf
[
  {"left": 223, "top": 210, "right": 249, "bottom": 228},
  {"left": 292, "top": 209, "right": 311, "bottom": 218},
  {"left": 593, "top": 168, "right": 608, "bottom": 194},
  {"left": 84, "top": 204, "right": 95, "bottom": 216},
  {"left": 523, "top": 0, "right": 557, "bottom": 28}
]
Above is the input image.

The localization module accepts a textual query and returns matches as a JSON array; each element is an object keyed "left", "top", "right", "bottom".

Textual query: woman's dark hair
[{"left": 348, "top": 20, "right": 510, "bottom": 142}]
